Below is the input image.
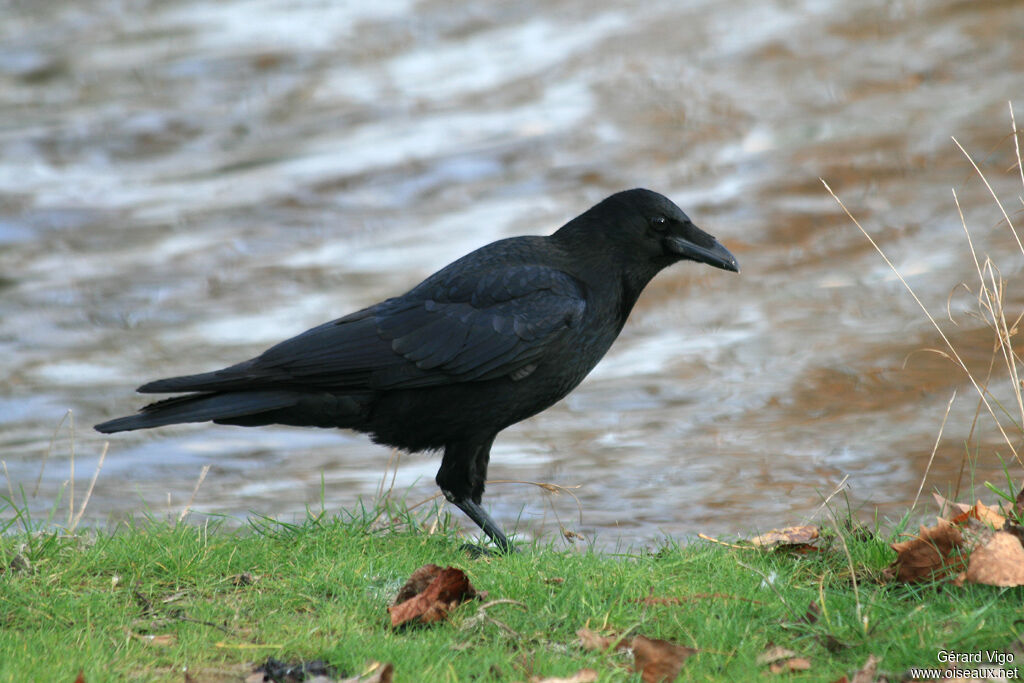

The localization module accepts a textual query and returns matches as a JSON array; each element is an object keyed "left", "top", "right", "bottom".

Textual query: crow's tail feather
[{"left": 94, "top": 391, "right": 301, "bottom": 433}]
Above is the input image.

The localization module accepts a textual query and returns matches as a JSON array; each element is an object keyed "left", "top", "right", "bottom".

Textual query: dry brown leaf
[
  {"left": 388, "top": 565, "right": 477, "bottom": 628},
  {"left": 631, "top": 635, "right": 695, "bottom": 682},
  {"left": 888, "top": 518, "right": 965, "bottom": 582},
  {"left": 749, "top": 526, "right": 820, "bottom": 548},
  {"left": 392, "top": 564, "right": 443, "bottom": 605},
  {"left": 934, "top": 492, "right": 1008, "bottom": 527},
  {"left": 933, "top": 492, "right": 972, "bottom": 519},
  {"left": 339, "top": 662, "right": 394, "bottom": 683},
  {"left": 577, "top": 629, "right": 694, "bottom": 681},
  {"left": 576, "top": 627, "right": 620, "bottom": 651},
  {"left": 769, "top": 657, "right": 811, "bottom": 674},
  {"left": 851, "top": 654, "right": 880, "bottom": 683},
  {"left": 965, "top": 531, "right": 1024, "bottom": 587},
  {"left": 529, "top": 670, "right": 599, "bottom": 683},
  {"left": 969, "top": 500, "right": 1007, "bottom": 528},
  {"left": 74, "top": 671, "right": 85, "bottom": 683},
  {"left": 757, "top": 646, "right": 798, "bottom": 665}
]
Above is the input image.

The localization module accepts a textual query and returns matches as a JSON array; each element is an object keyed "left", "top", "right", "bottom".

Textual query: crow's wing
[
  {"left": 368, "top": 264, "right": 587, "bottom": 388},
  {"left": 141, "top": 264, "right": 587, "bottom": 394}
]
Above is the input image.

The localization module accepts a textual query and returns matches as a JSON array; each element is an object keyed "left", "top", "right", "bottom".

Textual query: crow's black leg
[
  {"left": 436, "top": 433, "right": 514, "bottom": 553},
  {"left": 450, "top": 497, "right": 512, "bottom": 553}
]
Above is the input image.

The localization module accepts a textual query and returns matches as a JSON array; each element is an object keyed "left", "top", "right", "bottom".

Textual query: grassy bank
[{"left": 1, "top": 500, "right": 1020, "bottom": 682}]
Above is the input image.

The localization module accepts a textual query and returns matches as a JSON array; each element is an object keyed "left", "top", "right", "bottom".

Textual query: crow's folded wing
[{"left": 142, "top": 264, "right": 588, "bottom": 394}]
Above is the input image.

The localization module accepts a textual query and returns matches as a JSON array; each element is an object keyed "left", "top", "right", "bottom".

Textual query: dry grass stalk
[{"left": 823, "top": 103, "right": 1024, "bottom": 496}]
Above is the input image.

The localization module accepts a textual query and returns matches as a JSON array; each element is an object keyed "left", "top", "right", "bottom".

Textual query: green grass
[{"left": 1, "top": 501, "right": 1020, "bottom": 682}]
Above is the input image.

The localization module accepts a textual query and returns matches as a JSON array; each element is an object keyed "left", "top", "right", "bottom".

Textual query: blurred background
[{"left": 2, "top": 0, "right": 1023, "bottom": 545}]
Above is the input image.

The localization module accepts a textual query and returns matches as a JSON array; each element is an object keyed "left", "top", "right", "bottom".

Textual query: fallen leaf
[
  {"left": 933, "top": 492, "right": 972, "bottom": 514},
  {"left": 966, "top": 500, "right": 1007, "bottom": 528},
  {"left": 392, "top": 564, "right": 444, "bottom": 605},
  {"left": 340, "top": 662, "right": 394, "bottom": 683},
  {"left": 749, "top": 526, "right": 820, "bottom": 548},
  {"left": 577, "top": 629, "right": 693, "bottom": 682},
  {"left": 388, "top": 565, "right": 477, "bottom": 628},
  {"left": 576, "top": 627, "right": 620, "bottom": 651},
  {"left": 530, "top": 670, "right": 599, "bottom": 683},
  {"left": 965, "top": 531, "right": 1024, "bottom": 587},
  {"left": 631, "top": 635, "right": 695, "bottom": 682},
  {"left": 757, "top": 646, "right": 798, "bottom": 665},
  {"left": 74, "top": 671, "right": 85, "bottom": 683},
  {"left": 934, "top": 492, "right": 1009, "bottom": 527},
  {"left": 888, "top": 518, "right": 964, "bottom": 582},
  {"left": 851, "top": 654, "right": 880, "bottom": 683}
]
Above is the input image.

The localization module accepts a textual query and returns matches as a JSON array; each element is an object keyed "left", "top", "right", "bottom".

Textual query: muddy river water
[{"left": 2, "top": 0, "right": 1023, "bottom": 545}]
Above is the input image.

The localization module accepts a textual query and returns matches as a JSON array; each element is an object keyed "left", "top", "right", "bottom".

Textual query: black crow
[{"left": 96, "top": 189, "right": 739, "bottom": 551}]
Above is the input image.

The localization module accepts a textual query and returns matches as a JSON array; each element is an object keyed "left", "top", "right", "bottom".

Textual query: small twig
[
  {"left": 697, "top": 533, "right": 748, "bottom": 550},
  {"left": 465, "top": 599, "right": 528, "bottom": 639},
  {"left": 178, "top": 465, "right": 211, "bottom": 522},
  {"left": 175, "top": 614, "right": 235, "bottom": 635},
  {"left": 488, "top": 479, "right": 585, "bottom": 525},
  {"left": 406, "top": 491, "right": 443, "bottom": 511}
]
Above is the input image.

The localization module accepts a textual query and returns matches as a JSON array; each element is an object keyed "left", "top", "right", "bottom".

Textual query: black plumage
[{"left": 95, "top": 188, "right": 739, "bottom": 551}]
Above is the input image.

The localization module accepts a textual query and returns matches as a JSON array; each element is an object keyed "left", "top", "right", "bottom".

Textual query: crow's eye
[{"left": 649, "top": 216, "right": 668, "bottom": 232}]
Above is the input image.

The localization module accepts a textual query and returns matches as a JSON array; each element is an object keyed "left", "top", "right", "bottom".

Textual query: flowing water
[{"left": 2, "top": 0, "right": 1023, "bottom": 545}]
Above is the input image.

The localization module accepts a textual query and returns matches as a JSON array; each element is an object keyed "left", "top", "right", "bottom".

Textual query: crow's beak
[{"left": 666, "top": 234, "right": 740, "bottom": 273}]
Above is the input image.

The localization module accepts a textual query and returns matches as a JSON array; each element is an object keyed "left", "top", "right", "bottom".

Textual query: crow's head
[{"left": 603, "top": 188, "right": 740, "bottom": 273}]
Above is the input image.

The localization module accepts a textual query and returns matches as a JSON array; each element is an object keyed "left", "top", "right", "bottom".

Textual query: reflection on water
[{"left": 2, "top": 0, "right": 1023, "bottom": 545}]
